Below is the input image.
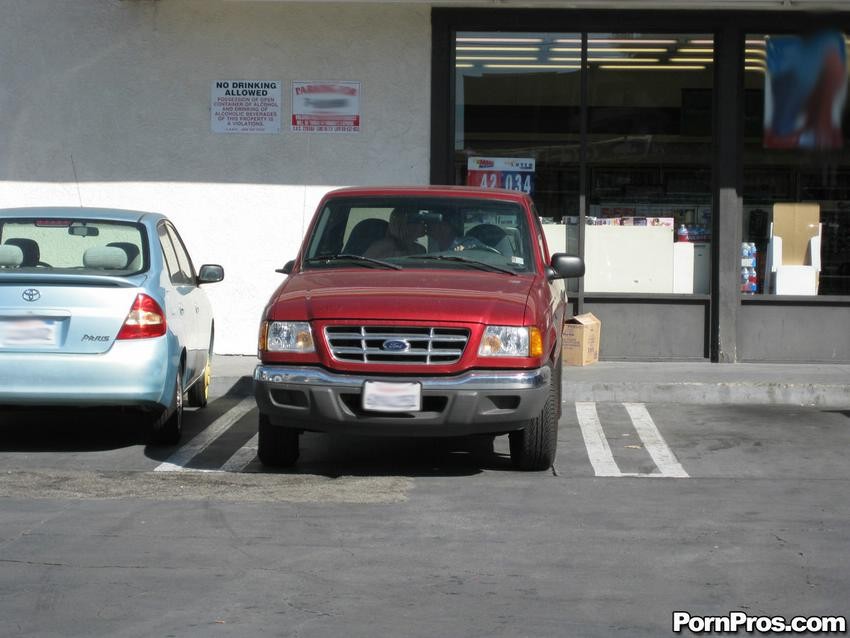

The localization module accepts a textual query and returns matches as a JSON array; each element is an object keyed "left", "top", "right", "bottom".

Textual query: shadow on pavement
[
  {"left": 0, "top": 406, "right": 147, "bottom": 452},
  {"left": 142, "top": 376, "right": 255, "bottom": 463},
  {"left": 0, "top": 377, "right": 255, "bottom": 455},
  {"left": 251, "top": 432, "right": 513, "bottom": 478}
]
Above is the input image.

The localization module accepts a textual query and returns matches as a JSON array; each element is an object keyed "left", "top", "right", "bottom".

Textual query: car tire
[
  {"left": 187, "top": 357, "right": 211, "bottom": 408},
  {"left": 257, "top": 413, "right": 299, "bottom": 467},
  {"left": 150, "top": 368, "right": 183, "bottom": 445},
  {"left": 509, "top": 364, "right": 557, "bottom": 471}
]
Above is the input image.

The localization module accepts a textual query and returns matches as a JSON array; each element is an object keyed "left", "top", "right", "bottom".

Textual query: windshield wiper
[
  {"left": 304, "top": 253, "right": 403, "bottom": 270},
  {"left": 414, "top": 254, "right": 517, "bottom": 275}
]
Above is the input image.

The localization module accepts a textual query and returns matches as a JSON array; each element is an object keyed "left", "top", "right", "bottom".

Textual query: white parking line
[
  {"left": 575, "top": 402, "right": 622, "bottom": 477},
  {"left": 154, "top": 397, "right": 257, "bottom": 472},
  {"left": 623, "top": 402, "right": 689, "bottom": 478},
  {"left": 220, "top": 434, "right": 258, "bottom": 472}
]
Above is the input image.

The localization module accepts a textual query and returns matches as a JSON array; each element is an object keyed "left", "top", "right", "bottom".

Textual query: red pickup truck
[{"left": 254, "top": 186, "right": 584, "bottom": 470}]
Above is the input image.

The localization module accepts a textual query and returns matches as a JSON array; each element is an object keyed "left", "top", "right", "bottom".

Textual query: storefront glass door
[
  {"left": 453, "top": 31, "right": 714, "bottom": 297},
  {"left": 454, "top": 32, "right": 582, "bottom": 284},
  {"left": 585, "top": 33, "right": 714, "bottom": 295}
]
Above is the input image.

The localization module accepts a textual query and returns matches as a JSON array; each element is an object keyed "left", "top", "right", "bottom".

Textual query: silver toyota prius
[{"left": 0, "top": 208, "right": 224, "bottom": 444}]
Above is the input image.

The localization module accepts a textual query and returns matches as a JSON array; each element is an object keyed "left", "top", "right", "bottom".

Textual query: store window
[
  {"left": 743, "top": 32, "right": 850, "bottom": 296},
  {"left": 452, "top": 31, "right": 714, "bottom": 296},
  {"left": 454, "top": 32, "right": 582, "bottom": 284},
  {"left": 585, "top": 33, "right": 714, "bottom": 295}
]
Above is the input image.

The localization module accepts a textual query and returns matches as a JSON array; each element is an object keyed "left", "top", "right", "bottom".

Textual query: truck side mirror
[
  {"left": 276, "top": 260, "right": 295, "bottom": 275},
  {"left": 548, "top": 253, "right": 584, "bottom": 280}
]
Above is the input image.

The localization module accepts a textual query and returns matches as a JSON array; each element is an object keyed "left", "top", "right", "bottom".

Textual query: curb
[{"left": 563, "top": 381, "right": 850, "bottom": 408}]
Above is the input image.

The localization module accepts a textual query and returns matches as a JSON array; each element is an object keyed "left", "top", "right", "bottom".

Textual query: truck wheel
[
  {"left": 150, "top": 368, "right": 183, "bottom": 446},
  {"left": 257, "top": 413, "right": 299, "bottom": 468},
  {"left": 509, "top": 368, "right": 557, "bottom": 471},
  {"left": 553, "top": 354, "right": 563, "bottom": 419}
]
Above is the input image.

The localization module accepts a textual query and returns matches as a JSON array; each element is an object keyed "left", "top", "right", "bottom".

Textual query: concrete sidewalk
[
  {"left": 213, "top": 355, "right": 850, "bottom": 408},
  {"left": 560, "top": 360, "right": 850, "bottom": 408}
]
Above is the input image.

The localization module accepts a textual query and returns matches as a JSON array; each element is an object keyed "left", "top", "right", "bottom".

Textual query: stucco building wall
[{"left": 0, "top": 1, "right": 432, "bottom": 353}]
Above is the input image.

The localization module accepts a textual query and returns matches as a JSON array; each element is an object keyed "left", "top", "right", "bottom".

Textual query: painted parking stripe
[
  {"left": 623, "top": 402, "right": 689, "bottom": 478},
  {"left": 154, "top": 397, "right": 256, "bottom": 472},
  {"left": 575, "top": 402, "right": 622, "bottom": 477},
  {"left": 219, "top": 434, "right": 258, "bottom": 472}
]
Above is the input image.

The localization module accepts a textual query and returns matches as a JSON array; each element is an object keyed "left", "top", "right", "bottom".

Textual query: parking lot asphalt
[
  {"left": 2, "top": 358, "right": 849, "bottom": 637},
  {"left": 2, "top": 396, "right": 849, "bottom": 637},
  {"left": 214, "top": 355, "right": 850, "bottom": 409}
]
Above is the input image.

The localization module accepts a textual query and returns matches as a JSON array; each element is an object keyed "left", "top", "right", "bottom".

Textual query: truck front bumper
[{"left": 254, "top": 365, "right": 551, "bottom": 437}]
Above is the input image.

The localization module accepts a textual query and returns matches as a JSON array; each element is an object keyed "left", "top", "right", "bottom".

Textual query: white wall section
[{"left": 0, "top": 1, "right": 431, "bottom": 353}]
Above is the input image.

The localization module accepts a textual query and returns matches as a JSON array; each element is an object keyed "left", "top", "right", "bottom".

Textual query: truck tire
[
  {"left": 257, "top": 413, "right": 300, "bottom": 467},
  {"left": 553, "top": 353, "right": 563, "bottom": 419},
  {"left": 509, "top": 367, "right": 557, "bottom": 471}
]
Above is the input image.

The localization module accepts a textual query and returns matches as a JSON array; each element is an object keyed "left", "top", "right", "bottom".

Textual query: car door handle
[{"left": 178, "top": 306, "right": 185, "bottom": 316}]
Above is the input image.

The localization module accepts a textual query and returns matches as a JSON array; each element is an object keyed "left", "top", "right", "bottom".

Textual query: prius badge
[{"left": 22, "top": 288, "right": 41, "bottom": 302}]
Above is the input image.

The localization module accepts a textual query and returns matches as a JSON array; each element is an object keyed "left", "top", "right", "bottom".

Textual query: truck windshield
[{"left": 303, "top": 196, "right": 536, "bottom": 273}]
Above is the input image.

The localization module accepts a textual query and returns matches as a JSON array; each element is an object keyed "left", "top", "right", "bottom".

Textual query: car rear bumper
[
  {"left": 254, "top": 364, "right": 551, "bottom": 437},
  {"left": 0, "top": 338, "right": 175, "bottom": 408}
]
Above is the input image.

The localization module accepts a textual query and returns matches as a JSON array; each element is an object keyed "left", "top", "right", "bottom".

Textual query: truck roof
[{"left": 323, "top": 185, "right": 530, "bottom": 203}]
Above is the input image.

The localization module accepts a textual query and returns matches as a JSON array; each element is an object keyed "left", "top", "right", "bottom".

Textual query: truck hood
[{"left": 268, "top": 269, "right": 536, "bottom": 325}]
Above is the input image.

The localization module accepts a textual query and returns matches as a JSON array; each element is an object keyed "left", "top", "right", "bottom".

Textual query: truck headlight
[
  {"left": 478, "top": 326, "right": 542, "bottom": 357},
  {"left": 263, "top": 321, "right": 315, "bottom": 353}
]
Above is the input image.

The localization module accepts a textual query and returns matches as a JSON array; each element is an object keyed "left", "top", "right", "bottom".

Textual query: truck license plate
[{"left": 362, "top": 381, "right": 422, "bottom": 412}]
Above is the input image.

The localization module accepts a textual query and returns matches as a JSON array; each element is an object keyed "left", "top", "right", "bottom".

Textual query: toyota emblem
[{"left": 22, "top": 288, "right": 41, "bottom": 302}]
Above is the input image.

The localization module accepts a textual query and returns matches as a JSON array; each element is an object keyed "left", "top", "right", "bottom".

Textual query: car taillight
[{"left": 116, "top": 294, "right": 167, "bottom": 339}]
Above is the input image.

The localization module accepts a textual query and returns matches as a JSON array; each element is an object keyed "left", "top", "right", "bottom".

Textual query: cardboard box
[
  {"left": 562, "top": 313, "right": 601, "bottom": 366},
  {"left": 766, "top": 203, "right": 822, "bottom": 295},
  {"left": 772, "top": 203, "right": 820, "bottom": 266}
]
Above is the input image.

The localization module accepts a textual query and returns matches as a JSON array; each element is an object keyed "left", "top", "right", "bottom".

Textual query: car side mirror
[
  {"left": 547, "top": 253, "right": 584, "bottom": 281},
  {"left": 276, "top": 260, "right": 295, "bottom": 275},
  {"left": 197, "top": 264, "right": 225, "bottom": 284}
]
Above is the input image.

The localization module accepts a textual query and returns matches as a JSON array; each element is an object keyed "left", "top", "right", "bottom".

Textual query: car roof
[
  {"left": 0, "top": 207, "right": 166, "bottom": 224},
  {"left": 322, "top": 185, "right": 530, "bottom": 204}
]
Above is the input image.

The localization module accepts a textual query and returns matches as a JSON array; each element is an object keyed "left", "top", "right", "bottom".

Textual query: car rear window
[
  {"left": 304, "top": 196, "right": 536, "bottom": 273},
  {"left": 0, "top": 218, "right": 148, "bottom": 275}
]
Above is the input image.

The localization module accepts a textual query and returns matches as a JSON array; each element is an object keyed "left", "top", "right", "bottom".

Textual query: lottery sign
[{"left": 466, "top": 157, "right": 535, "bottom": 195}]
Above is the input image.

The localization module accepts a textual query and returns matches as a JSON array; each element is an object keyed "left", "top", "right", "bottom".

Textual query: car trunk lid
[{"left": 0, "top": 273, "right": 150, "bottom": 354}]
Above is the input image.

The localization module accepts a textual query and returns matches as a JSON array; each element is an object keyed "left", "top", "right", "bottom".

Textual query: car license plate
[
  {"left": 0, "top": 318, "right": 60, "bottom": 347},
  {"left": 362, "top": 381, "right": 422, "bottom": 412}
]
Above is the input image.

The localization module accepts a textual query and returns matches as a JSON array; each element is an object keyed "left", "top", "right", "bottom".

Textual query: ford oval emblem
[
  {"left": 22, "top": 288, "right": 41, "bottom": 302},
  {"left": 382, "top": 339, "right": 410, "bottom": 352}
]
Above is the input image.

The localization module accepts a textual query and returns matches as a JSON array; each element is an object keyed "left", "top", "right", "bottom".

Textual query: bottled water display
[{"left": 740, "top": 242, "right": 758, "bottom": 294}]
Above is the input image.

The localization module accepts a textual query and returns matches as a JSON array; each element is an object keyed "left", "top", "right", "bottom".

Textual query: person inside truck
[
  {"left": 426, "top": 216, "right": 461, "bottom": 252},
  {"left": 364, "top": 207, "right": 427, "bottom": 258}
]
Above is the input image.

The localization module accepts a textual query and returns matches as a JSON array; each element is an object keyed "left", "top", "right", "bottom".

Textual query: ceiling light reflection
[
  {"left": 457, "top": 37, "right": 544, "bottom": 43},
  {"left": 599, "top": 64, "right": 706, "bottom": 70},
  {"left": 457, "top": 46, "right": 541, "bottom": 52},
  {"left": 484, "top": 64, "right": 580, "bottom": 69},
  {"left": 588, "top": 39, "right": 678, "bottom": 45},
  {"left": 457, "top": 56, "right": 537, "bottom": 61}
]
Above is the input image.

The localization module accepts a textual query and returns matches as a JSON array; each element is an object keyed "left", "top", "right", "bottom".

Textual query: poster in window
[{"left": 764, "top": 31, "right": 847, "bottom": 149}]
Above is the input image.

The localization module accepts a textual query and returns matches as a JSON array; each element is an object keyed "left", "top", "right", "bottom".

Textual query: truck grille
[{"left": 324, "top": 326, "right": 470, "bottom": 365}]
